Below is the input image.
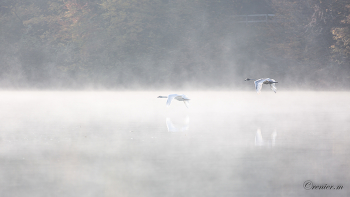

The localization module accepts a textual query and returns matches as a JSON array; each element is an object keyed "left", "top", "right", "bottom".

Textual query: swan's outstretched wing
[
  {"left": 254, "top": 79, "right": 265, "bottom": 93},
  {"left": 183, "top": 100, "right": 190, "bottom": 108},
  {"left": 270, "top": 84, "right": 277, "bottom": 93},
  {"left": 269, "top": 79, "right": 277, "bottom": 93},
  {"left": 166, "top": 94, "right": 178, "bottom": 106}
]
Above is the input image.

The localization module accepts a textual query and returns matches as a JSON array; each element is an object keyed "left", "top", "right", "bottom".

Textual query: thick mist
[
  {"left": 0, "top": 0, "right": 349, "bottom": 90},
  {"left": 0, "top": 91, "right": 349, "bottom": 196},
  {"left": 0, "top": 0, "right": 349, "bottom": 196}
]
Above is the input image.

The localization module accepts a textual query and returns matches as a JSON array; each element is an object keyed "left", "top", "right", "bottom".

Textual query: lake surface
[{"left": 0, "top": 91, "right": 349, "bottom": 197}]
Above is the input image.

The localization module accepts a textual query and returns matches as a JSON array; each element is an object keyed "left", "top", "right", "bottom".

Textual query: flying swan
[
  {"left": 245, "top": 78, "right": 278, "bottom": 93},
  {"left": 157, "top": 94, "right": 190, "bottom": 108}
]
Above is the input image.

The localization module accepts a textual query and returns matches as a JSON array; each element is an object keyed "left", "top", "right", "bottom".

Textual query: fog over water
[
  {"left": 0, "top": 91, "right": 349, "bottom": 197},
  {"left": 1, "top": 0, "right": 350, "bottom": 196}
]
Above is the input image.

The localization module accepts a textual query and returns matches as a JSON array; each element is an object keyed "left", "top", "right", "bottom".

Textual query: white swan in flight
[
  {"left": 245, "top": 78, "right": 278, "bottom": 93},
  {"left": 157, "top": 94, "right": 190, "bottom": 108}
]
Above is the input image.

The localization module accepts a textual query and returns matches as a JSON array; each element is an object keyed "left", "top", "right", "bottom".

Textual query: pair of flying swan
[{"left": 158, "top": 78, "right": 278, "bottom": 107}]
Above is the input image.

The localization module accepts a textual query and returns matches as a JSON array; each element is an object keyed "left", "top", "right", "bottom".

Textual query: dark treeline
[{"left": 0, "top": 0, "right": 349, "bottom": 89}]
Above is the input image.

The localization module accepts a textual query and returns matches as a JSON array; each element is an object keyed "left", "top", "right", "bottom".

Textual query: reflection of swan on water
[
  {"left": 255, "top": 128, "right": 277, "bottom": 146},
  {"left": 157, "top": 94, "right": 190, "bottom": 108},
  {"left": 245, "top": 78, "right": 278, "bottom": 93},
  {"left": 166, "top": 116, "right": 190, "bottom": 132}
]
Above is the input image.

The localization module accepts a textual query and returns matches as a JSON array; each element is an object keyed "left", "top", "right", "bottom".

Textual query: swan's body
[
  {"left": 245, "top": 78, "right": 278, "bottom": 93},
  {"left": 157, "top": 94, "right": 190, "bottom": 108}
]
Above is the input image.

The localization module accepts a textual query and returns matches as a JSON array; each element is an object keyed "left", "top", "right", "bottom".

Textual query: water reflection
[
  {"left": 255, "top": 128, "right": 277, "bottom": 147},
  {"left": 166, "top": 116, "right": 190, "bottom": 132},
  {"left": 1, "top": 91, "right": 349, "bottom": 197}
]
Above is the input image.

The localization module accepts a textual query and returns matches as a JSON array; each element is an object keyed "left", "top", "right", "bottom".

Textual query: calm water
[{"left": 0, "top": 91, "right": 349, "bottom": 197}]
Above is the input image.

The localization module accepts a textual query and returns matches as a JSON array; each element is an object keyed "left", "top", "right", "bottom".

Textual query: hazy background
[
  {"left": 1, "top": 1, "right": 349, "bottom": 196},
  {"left": 1, "top": 0, "right": 350, "bottom": 90}
]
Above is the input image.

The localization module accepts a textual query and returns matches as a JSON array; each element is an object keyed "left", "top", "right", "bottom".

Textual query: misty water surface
[{"left": 0, "top": 91, "right": 349, "bottom": 197}]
